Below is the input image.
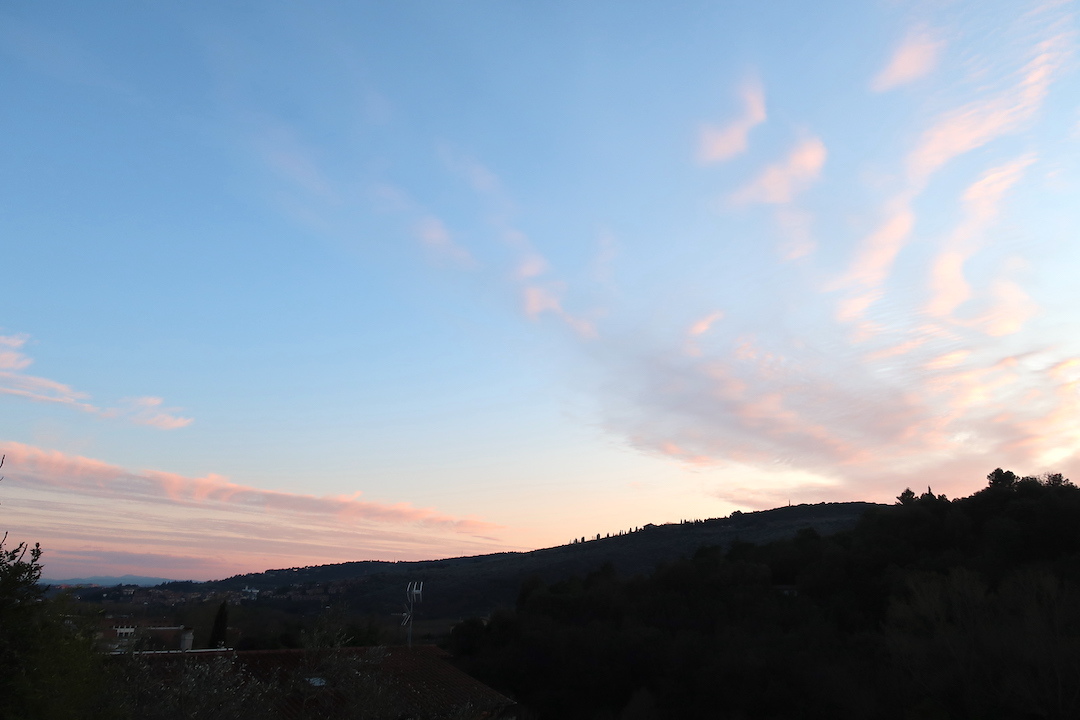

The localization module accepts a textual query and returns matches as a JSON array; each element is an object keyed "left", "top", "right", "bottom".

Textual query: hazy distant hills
[
  {"left": 44, "top": 574, "right": 179, "bottom": 587},
  {"left": 199, "top": 501, "right": 881, "bottom": 620}
]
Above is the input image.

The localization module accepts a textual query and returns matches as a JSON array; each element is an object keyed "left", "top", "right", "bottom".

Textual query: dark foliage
[
  {"left": 1, "top": 455, "right": 112, "bottom": 719},
  {"left": 451, "top": 471, "right": 1080, "bottom": 719},
  {"left": 208, "top": 600, "right": 229, "bottom": 648}
]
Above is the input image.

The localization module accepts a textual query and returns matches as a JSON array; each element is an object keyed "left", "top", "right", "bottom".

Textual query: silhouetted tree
[
  {"left": 209, "top": 600, "right": 229, "bottom": 648},
  {"left": 1, "top": 455, "right": 108, "bottom": 718},
  {"left": 451, "top": 468, "right": 1080, "bottom": 720},
  {"left": 987, "top": 467, "right": 1017, "bottom": 489}
]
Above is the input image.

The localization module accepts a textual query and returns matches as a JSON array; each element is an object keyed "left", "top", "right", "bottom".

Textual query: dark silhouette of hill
[
  {"left": 449, "top": 471, "right": 1080, "bottom": 719},
  {"left": 198, "top": 501, "right": 878, "bottom": 619}
]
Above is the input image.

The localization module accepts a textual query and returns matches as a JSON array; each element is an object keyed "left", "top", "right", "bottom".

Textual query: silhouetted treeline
[{"left": 449, "top": 471, "right": 1080, "bottom": 719}]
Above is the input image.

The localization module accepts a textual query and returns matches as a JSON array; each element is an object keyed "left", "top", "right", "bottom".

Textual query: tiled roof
[{"left": 126, "top": 645, "right": 517, "bottom": 719}]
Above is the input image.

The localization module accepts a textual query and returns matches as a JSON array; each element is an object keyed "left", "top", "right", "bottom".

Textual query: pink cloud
[
  {"left": 979, "top": 277, "right": 1038, "bottom": 336},
  {"left": 698, "top": 78, "right": 767, "bottom": 163},
  {"left": 925, "top": 350, "right": 971, "bottom": 370},
  {"left": 689, "top": 311, "right": 724, "bottom": 337},
  {"left": 0, "top": 334, "right": 32, "bottom": 370},
  {"left": 101, "top": 396, "right": 193, "bottom": 429},
  {"left": 730, "top": 137, "right": 827, "bottom": 205},
  {"left": 442, "top": 149, "right": 603, "bottom": 340},
  {"left": 865, "top": 337, "right": 928, "bottom": 362},
  {"left": 1000, "top": 356, "right": 1080, "bottom": 467},
  {"left": 0, "top": 370, "right": 97, "bottom": 411},
  {"left": 925, "top": 155, "right": 1033, "bottom": 319},
  {"left": 684, "top": 311, "right": 725, "bottom": 357},
  {"left": 836, "top": 289, "right": 886, "bottom": 324},
  {"left": 836, "top": 200, "right": 916, "bottom": 297},
  {"left": 523, "top": 285, "right": 597, "bottom": 338},
  {"left": 608, "top": 145, "right": 1080, "bottom": 496},
  {"left": 517, "top": 253, "right": 549, "bottom": 279},
  {"left": 413, "top": 216, "right": 473, "bottom": 264},
  {"left": 602, "top": 261, "right": 1080, "bottom": 503},
  {"left": 1, "top": 441, "right": 510, "bottom": 580},
  {"left": 871, "top": 27, "right": 944, "bottom": 92},
  {"left": 834, "top": 30, "right": 1066, "bottom": 323},
  {"left": 907, "top": 35, "right": 1066, "bottom": 183},
  {"left": 524, "top": 286, "right": 560, "bottom": 318},
  {"left": 116, "top": 459, "right": 500, "bottom": 533},
  {"left": 0, "top": 333, "right": 192, "bottom": 429}
]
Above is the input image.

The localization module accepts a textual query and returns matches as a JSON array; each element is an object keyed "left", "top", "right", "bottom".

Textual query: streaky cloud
[
  {"left": 698, "top": 78, "right": 767, "bottom": 163},
  {"left": 523, "top": 285, "right": 597, "bottom": 339},
  {"left": 872, "top": 27, "right": 943, "bottom": 92},
  {"left": 0, "top": 441, "right": 497, "bottom": 533},
  {"left": 0, "top": 332, "right": 192, "bottom": 428},
  {"left": 689, "top": 311, "right": 724, "bottom": 337},
  {"left": 0, "top": 441, "right": 509, "bottom": 580},
  {"left": 413, "top": 216, "right": 474, "bottom": 265},
  {"left": 906, "top": 34, "right": 1066, "bottom": 183},
  {"left": 835, "top": 25, "right": 1069, "bottom": 323},
  {"left": 925, "top": 155, "right": 1034, "bottom": 320},
  {"left": 729, "top": 137, "right": 826, "bottom": 205}
]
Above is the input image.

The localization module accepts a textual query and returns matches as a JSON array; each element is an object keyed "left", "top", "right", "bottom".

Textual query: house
[{"left": 115, "top": 645, "right": 518, "bottom": 719}]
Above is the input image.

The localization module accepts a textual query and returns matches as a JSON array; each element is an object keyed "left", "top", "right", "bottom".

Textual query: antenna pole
[{"left": 401, "top": 581, "right": 423, "bottom": 649}]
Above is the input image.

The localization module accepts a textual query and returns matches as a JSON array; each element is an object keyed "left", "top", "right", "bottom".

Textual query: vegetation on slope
[
  {"left": 449, "top": 470, "right": 1080, "bottom": 719},
  {"left": 5, "top": 462, "right": 1080, "bottom": 719}
]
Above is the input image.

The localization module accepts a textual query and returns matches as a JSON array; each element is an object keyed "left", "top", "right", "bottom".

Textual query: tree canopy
[{"left": 452, "top": 470, "right": 1080, "bottom": 719}]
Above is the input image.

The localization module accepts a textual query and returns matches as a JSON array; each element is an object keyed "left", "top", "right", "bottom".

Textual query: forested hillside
[
  {"left": 5, "top": 469, "right": 1080, "bottom": 718},
  {"left": 449, "top": 470, "right": 1080, "bottom": 719},
  {"left": 195, "top": 501, "right": 876, "bottom": 622}
]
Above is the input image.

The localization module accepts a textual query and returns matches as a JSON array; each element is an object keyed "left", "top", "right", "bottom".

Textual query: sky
[{"left": 2, "top": 1, "right": 1080, "bottom": 581}]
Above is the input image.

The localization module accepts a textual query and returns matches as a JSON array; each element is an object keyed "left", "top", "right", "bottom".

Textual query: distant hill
[
  {"left": 44, "top": 574, "right": 181, "bottom": 587},
  {"left": 446, "top": 477, "right": 1080, "bottom": 719},
  {"left": 205, "top": 501, "right": 881, "bottom": 619}
]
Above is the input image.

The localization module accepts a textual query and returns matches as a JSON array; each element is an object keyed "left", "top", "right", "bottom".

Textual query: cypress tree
[{"left": 208, "top": 600, "right": 229, "bottom": 648}]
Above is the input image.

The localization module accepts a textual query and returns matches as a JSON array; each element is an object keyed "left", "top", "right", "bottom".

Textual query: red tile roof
[{"left": 123, "top": 645, "right": 517, "bottom": 719}]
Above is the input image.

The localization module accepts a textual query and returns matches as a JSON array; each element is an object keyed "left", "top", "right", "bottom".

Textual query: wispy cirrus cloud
[
  {"left": 906, "top": 34, "right": 1065, "bottom": 184},
  {"left": 925, "top": 155, "right": 1034, "bottom": 320},
  {"left": 597, "top": 8, "right": 1078, "bottom": 505},
  {"left": 0, "top": 441, "right": 508, "bottom": 580},
  {"left": 2, "top": 441, "right": 494, "bottom": 532},
  {"left": 729, "top": 137, "right": 827, "bottom": 205},
  {"left": 0, "top": 333, "right": 192, "bottom": 429},
  {"left": 0, "top": 334, "right": 32, "bottom": 370},
  {"left": 101, "top": 397, "right": 195, "bottom": 430},
  {"left": 872, "top": 27, "right": 944, "bottom": 92},
  {"left": 523, "top": 285, "right": 597, "bottom": 339},
  {"left": 603, "top": 320, "right": 1080, "bottom": 508},
  {"left": 684, "top": 311, "right": 724, "bottom": 357},
  {"left": 689, "top": 311, "right": 724, "bottom": 337},
  {"left": 413, "top": 216, "right": 474, "bottom": 265},
  {"left": 835, "top": 22, "right": 1070, "bottom": 325},
  {"left": 440, "top": 149, "right": 600, "bottom": 338},
  {"left": 372, "top": 182, "right": 478, "bottom": 266},
  {"left": 978, "top": 268, "right": 1039, "bottom": 337},
  {"left": 698, "top": 78, "right": 767, "bottom": 163}
]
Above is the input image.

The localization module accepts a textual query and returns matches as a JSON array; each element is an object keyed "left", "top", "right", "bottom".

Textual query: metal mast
[{"left": 398, "top": 581, "right": 423, "bottom": 648}]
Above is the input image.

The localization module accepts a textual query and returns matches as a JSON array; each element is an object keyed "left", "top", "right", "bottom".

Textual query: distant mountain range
[{"left": 44, "top": 574, "right": 182, "bottom": 587}]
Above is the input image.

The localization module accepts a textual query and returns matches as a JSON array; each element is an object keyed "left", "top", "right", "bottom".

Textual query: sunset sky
[{"left": 3, "top": 1, "right": 1080, "bottom": 581}]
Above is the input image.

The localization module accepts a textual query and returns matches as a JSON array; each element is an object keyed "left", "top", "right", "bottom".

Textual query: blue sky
[{"left": 3, "top": 1, "right": 1080, "bottom": 580}]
